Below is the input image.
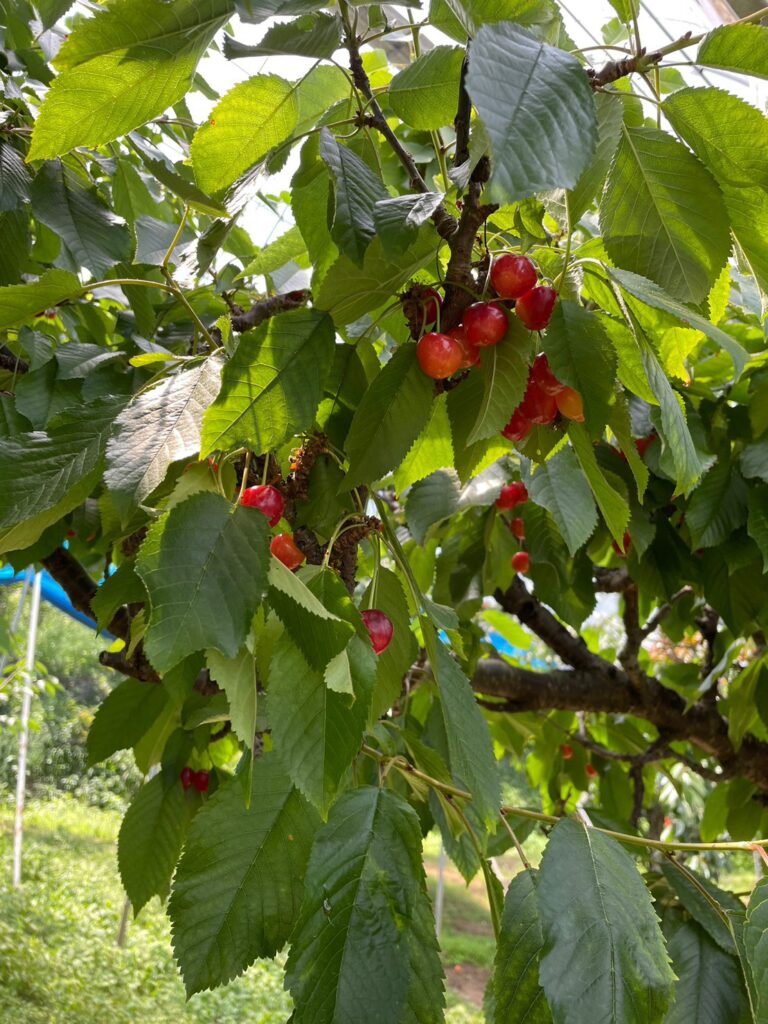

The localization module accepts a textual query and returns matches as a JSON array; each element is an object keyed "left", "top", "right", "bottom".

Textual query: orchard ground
[{"left": 0, "top": 796, "right": 525, "bottom": 1023}]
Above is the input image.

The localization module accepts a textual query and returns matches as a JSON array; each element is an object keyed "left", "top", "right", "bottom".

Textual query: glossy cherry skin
[
  {"left": 612, "top": 531, "right": 631, "bottom": 557},
  {"left": 270, "top": 533, "right": 305, "bottom": 571},
  {"left": 463, "top": 302, "right": 508, "bottom": 347},
  {"left": 585, "top": 763, "right": 598, "bottom": 779},
  {"left": 496, "top": 481, "right": 528, "bottom": 510},
  {"left": 192, "top": 770, "right": 210, "bottom": 793},
  {"left": 520, "top": 379, "right": 558, "bottom": 425},
  {"left": 511, "top": 550, "right": 530, "bottom": 574},
  {"left": 417, "top": 332, "right": 463, "bottom": 379},
  {"left": 180, "top": 766, "right": 194, "bottom": 790},
  {"left": 515, "top": 286, "right": 557, "bottom": 331},
  {"left": 449, "top": 325, "right": 480, "bottom": 369},
  {"left": 491, "top": 254, "right": 538, "bottom": 299},
  {"left": 561, "top": 744, "right": 573, "bottom": 760},
  {"left": 240, "top": 484, "right": 285, "bottom": 527},
  {"left": 361, "top": 609, "right": 394, "bottom": 655},
  {"left": 501, "top": 408, "right": 533, "bottom": 443},
  {"left": 555, "top": 386, "right": 585, "bottom": 422},
  {"left": 530, "top": 353, "right": 563, "bottom": 396},
  {"left": 510, "top": 517, "right": 525, "bottom": 540},
  {"left": 420, "top": 288, "right": 442, "bottom": 326}
]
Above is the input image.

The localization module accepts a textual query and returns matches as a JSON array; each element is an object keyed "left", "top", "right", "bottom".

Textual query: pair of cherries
[
  {"left": 415, "top": 255, "right": 558, "bottom": 381},
  {"left": 502, "top": 354, "right": 584, "bottom": 445},
  {"left": 496, "top": 482, "right": 531, "bottom": 574},
  {"left": 240, "top": 485, "right": 394, "bottom": 655},
  {"left": 180, "top": 767, "right": 209, "bottom": 792}
]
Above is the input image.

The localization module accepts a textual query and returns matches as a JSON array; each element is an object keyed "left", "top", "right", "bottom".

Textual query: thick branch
[
  {"left": 593, "top": 566, "right": 631, "bottom": 592},
  {"left": 230, "top": 290, "right": 310, "bottom": 332},
  {"left": 0, "top": 345, "right": 28, "bottom": 375},
  {"left": 453, "top": 51, "right": 472, "bottom": 170},
  {"left": 42, "top": 546, "right": 131, "bottom": 640},
  {"left": 587, "top": 48, "right": 662, "bottom": 89}
]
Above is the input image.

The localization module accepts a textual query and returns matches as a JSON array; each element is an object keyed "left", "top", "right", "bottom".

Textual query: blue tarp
[{"left": 0, "top": 565, "right": 100, "bottom": 632}]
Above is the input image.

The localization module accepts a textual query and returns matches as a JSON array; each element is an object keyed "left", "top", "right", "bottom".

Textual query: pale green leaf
[
  {"left": 239, "top": 225, "right": 306, "bottom": 279},
  {"left": 406, "top": 469, "right": 461, "bottom": 545},
  {"left": 205, "top": 647, "right": 257, "bottom": 749},
  {"left": 568, "top": 92, "right": 624, "bottom": 224},
  {"left": 224, "top": 13, "right": 341, "bottom": 59},
  {"left": 697, "top": 23, "right": 768, "bottom": 80},
  {"left": 0, "top": 269, "right": 80, "bottom": 331},
  {"left": 362, "top": 567, "right": 418, "bottom": 722},
  {"left": 268, "top": 561, "right": 355, "bottom": 672},
  {"left": 393, "top": 392, "right": 454, "bottom": 493},
  {"left": 389, "top": 46, "right": 464, "bottom": 131},
  {"left": 543, "top": 300, "right": 615, "bottom": 433}
]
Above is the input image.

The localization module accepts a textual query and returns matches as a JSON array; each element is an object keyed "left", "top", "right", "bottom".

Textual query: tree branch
[
  {"left": 230, "top": 290, "right": 311, "bottom": 332},
  {"left": 41, "top": 546, "right": 131, "bottom": 640},
  {"left": 0, "top": 345, "right": 28, "bottom": 375},
  {"left": 587, "top": 48, "right": 662, "bottom": 90}
]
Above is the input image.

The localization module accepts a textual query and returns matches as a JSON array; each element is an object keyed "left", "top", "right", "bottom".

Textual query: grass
[{"left": 0, "top": 796, "right": 494, "bottom": 1023}]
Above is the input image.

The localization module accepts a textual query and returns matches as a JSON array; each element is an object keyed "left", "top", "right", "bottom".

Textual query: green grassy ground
[{"left": 0, "top": 797, "right": 490, "bottom": 1023}]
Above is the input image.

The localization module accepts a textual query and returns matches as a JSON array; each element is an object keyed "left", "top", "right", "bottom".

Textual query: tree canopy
[{"left": 2, "top": 0, "right": 768, "bottom": 1020}]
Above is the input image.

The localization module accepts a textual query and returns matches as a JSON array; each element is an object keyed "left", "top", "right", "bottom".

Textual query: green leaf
[
  {"left": 467, "top": 23, "right": 597, "bottom": 203},
  {"left": 406, "top": 470, "right": 461, "bottom": 546},
  {"left": 393, "top": 392, "right": 454, "bottom": 493},
  {"left": 435, "top": 643, "right": 500, "bottom": 827},
  {"left": 314, "top": 231, "right": 437, "bottom": 324},
  {"left": 191, "top": 74, "right": 298, "bottom": 194},
  {"left": 0, "top": 270, "right": 80, "bottom": 331},
  {"left": 105, "top": 356, "right": 223, "bottom": 522},
  {"left": 686, "top": 461, "right": 748, "bottom": 548},
  {"left": 205, "top": 647, "right": 257, "bottom": 749},
  {"left": 91, "top": 561, "right": 146, "bottom": 633},
  {"left": 528, "top": 445, "right": 597, "bottom": 555},
  {"left": 538, "top": 820, "right": 674, "bottom": 1024},
  {"left": 663, "top": 87, "right": 768, "bottom": 191},
  {"left": 0, "top": 142, "right": 31, "bottom": 211},
  {"left": 389, "top": 46, "right": 464, "bottom": 131},
  {"left": 568, "top": 92, "right": 624, "bottom": 224},
  {"left": 0, "top": 400, "right": 118, "bottom": 554},
  {"left": 447, "top": 369, "right": 510, "bottom": 484},
  {"left": 268, "top": 561, "right": 355, "bottom": 672},
  {"left": 224, "top": 13, "right": 341, "bottom": 59},
  {"left": 568, "top": 422, "right": 629, "bottom": 545},
  {"left": 660, "top": 860, "right": 738, "bottom": 955},
  {"left": 29, "top": 162, "right": 130, "bottom": 277},
  {"left": 129, "top": 135, "right": 228, "bottom": 217},
  {"left": 362, "top": 567, "right": 418, "bottom": 722},
  {"left": 601, "top": 126, "right": 731, "bottom": 304},
  {"left": 697, "top": 23, "right": 768, "bottom": 80},
  {"left": 743, "top": 877, "right": 768, "bottom": 1022},
  {"left": 343, "top": 344, "right": 435, "bottom": 489},
  {"left": 28, "top": 0, "right": 233, "bottom": 160},
  {"left": 136, "top": 492, "right": 270, "bottom": 674},
  {"left": 543, "top": 300, "right": 616, "bottom": 433},
  {"left": 285, "top": 786, "right": 444, "bottom": 1024},
  {"left": 493, "top": 868, "right": 552, "bottom": 1024},
  {"left": 239, "top": 225, "right": 306, "bottom": 279},
  {"left": 169, "top": 755, "right": 319, "bottom": 996},
  {"left": 609, "top": 398, "right": 649, "bottom": 501},
  {"left": 268, "top": 633, "right": 373, "bottom": 815},
  {"left": 468, "top": 316, "right": 531, "bottom": 443},
  {"left": 88, "top": 678, "right": 169, "bottom": 766},
  {"left": 664, "top": 920, "right": 745, "bottom": 1024},
  {"left": 319, "top": 128, "right": 388, "bottom": 264},
  {"left": 748, "top": 486, "right": 768, "bottom": 572},
  {"left": 374, "top": 192, "right": 445, "bottom": 259},
  {"left": 607, "top": 0, "right": 638, "bottom": 20},
  {"left": 118, "top": 774, "right": 194, "bottom": 914},
  {"left": 201, "top": 309, "right": 335, "bottom": 456}
]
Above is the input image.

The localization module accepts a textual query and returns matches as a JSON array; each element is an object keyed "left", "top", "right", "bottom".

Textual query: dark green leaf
[
  {"left": 528, "top": 445, "right": 597, "bottom": 555},
  {"left": 268, "top": 561, "right": 355, "bottom": 672},
  {"left": 661, "top": 860, "right": 738, "bottom": 955},
  {"left": 469, "top": 315, "right": 531, "bottom": 443},
  {"left": 544, "top": 300, "right": 615, "bottom": 433},
  {"left": 0, "top": 141, "right": 31, "bottom": 211},
  {"left": 406, "top": 470, "right": 461, "bottom": 545},
  {"left": 224, "top": 13, "right": 341, "bottom": 59},
  {"left": 319, "top": 128, "right": 388, "bottom": 264},
  {"left": 374, "top": 192, "right": 445, "bottom": 259},
  {"left": 742, "top": 877, "right": 768, "bottom": 1022},
  {"left": 686, "top": 461, "right": 748, "bottom": 548},
  {"left": 664, "top": 920, "right": 745, "bottom": 1024},
  {"left": 568, "top": 422, "right": 630, "bottom": 545},
  {"left": 493, "top": 868, "right": 552, "bottom": 1024},
  {"left": 88, "top": 678, "right": 169, "bottom": 766}
]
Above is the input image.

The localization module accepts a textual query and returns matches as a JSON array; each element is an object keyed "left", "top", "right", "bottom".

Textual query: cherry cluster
[
  {"left": 496, "top": 481, "right": 530, "bottom": 574},
  {"left": 180, "top": 766, "right": 209, "bottom": 792},
  {"left": 502, "top": 353, "right": 584, "bottom": 445}
]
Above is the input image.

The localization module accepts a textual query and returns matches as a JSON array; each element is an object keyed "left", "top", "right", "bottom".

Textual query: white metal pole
[{"left": 12, "top": 571, "right": 42, "bottom": 889}]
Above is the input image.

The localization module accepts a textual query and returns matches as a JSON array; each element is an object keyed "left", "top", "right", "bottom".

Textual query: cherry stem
[{"left": 237, "top": 451, "right": 252, "bottom": 504}]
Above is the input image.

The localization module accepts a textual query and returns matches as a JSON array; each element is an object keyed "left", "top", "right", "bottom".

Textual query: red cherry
[
  {"left": 664, "top": 815, "right": 672, "bottom": 828},
  {"left": 555, "top": 386, "right": 585, "bottom": 422},
  {"left": 463, "top": 302, "right": 508, "bottom": 347},
  {"left": 561, "top": 744, "right": 573, "bottom": 760},
  {"left": 520, "top": 379, "right": 558, "bottom": 425},
  {"left": 270, "top": 533, "right": 306, "bottom": 571},
  {"left": 530, "top": 354, "right": 564, "bottom": 396},
  {"left": 501, "top": 408, "right": 533, "bottom": 443},
  {"left": 490, "top": 254, "right": 538, "bottom": 300},
  {"left": 361, "top": 609, "right": 394, "bottom": 655},
  {"left": 510, "top": 517, "right": 525, "bottom": 540},
  {"left": 515, "top": 286, "right": 557, "bottom": 331},
  {"left": 511, "top": 551, "right": 530, "bottom": 574},
  {"left": 635, "top": 434, "right": 656, "bottom": 458},
  {"left": 612, "top": 531, "right": 631, "bottom": 557},
  {"left": 416, "top": 332, "right": 463, "bottom": 379},
  {"left": 66, "top": 528, "right": 77, "bottom": 539},
  {"left": 180, "top": 766, "right": 194, "bottom": 789},
  {"left": 192, "top": 770, "right": 209, "bottom": 793},
  {"left": 585, "top": 764, "right": 598, "bottom": 779},
  {"left": 420, "top": 288, "right": 442, "bottom": 326},
  {"left": 449, "top": 325, "right": 480, "bottom": 369},
  {"left": 496, "top": 481, "right": 528, "bottom": 510},
  {"left": 240, "top": 484, "right": 285, "bottom": 527}
]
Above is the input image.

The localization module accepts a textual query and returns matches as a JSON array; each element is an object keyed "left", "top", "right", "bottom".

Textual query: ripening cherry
[
  {"left": 664, "top": 815, "right": 672, "bottom": 829},
  {"left": 520, "top": 379, "right": 558, "bottom": 425},
  {"left": 496, "top": 481, "right": 528, "bottom": 509},
  {"left": 417, "top": 331, "right": 463, "bottom": 379},
  {"left": 555, "top": 386, "right": 585, "bottom": 422},
  {"left": 463, "top": 302, "right": 508, "bottom": 347},
  {"left": 270, "top": 533, "right": 305, "bottom": 571},
  {"left": 515, "top": 286, "right": 557, "bottom": 331},
  {"left": 420, "top": 288, "right": 442, "bottom": 326},
  {"left": 192, "top": 770, "right": 210, "bottom": 793},
  {"left": 635, "top": 434, "right": 656, "bottom": 458},
  {"left": 449, "top": 325, "right": 480, "bottom": 369},
  {"left": 502, "top": 408, "right": 533, "bottom": 443},
  {"left": 612, "top": 532, "right": 631, "bottom": 557},
  {"left": 361, "top": 609, "right": 394, "bottom": 655},
  {"left": 510, "top": 517, "right": 525, "bottom": 540},
  {"left": 561, "top": 744, "right": 573, "bottom": 760},
  {"left": 585, "top": 763, "right": 598, "bottom": 779},
  {"left": 511, "top": 550, "right": 530, "bottom": 574},
  {"left": 530, "top": 354, "right": 564, "bottom": 396},
  {"left": 490, "top": 254, "right": 538, "bottom": 299},
  {"left": 180, "top": 766, "right": 194, "bottom": 790},
  {"left": 241, "top": 484, "right": 285, "bottom": 527}
]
